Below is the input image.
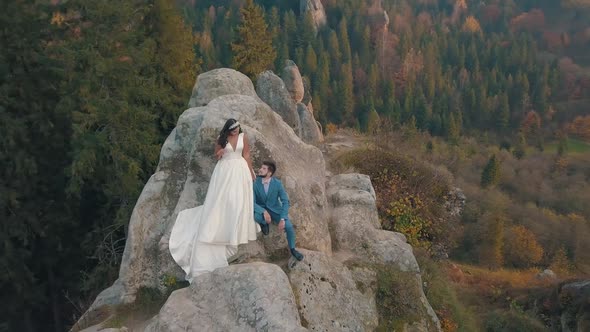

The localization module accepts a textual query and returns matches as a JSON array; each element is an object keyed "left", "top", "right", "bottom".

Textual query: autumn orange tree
[
  {"left": 462, "top": 15, "right": 482, "bottom": 34},
  {"left": 568, "top": 115, "right": 590, "bottom": 141},
  {"left": 504, "top": 225, "right": 544, "bottom": 267}
]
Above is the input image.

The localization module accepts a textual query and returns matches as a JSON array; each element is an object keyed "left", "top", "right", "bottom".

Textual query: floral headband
[{"left": 229, "top": 121, "right": 240, "bottom": 130}]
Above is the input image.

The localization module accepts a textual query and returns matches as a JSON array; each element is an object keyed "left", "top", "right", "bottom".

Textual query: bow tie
[{"left": 262, "top": 179, "right": 271, "bottom": 185}]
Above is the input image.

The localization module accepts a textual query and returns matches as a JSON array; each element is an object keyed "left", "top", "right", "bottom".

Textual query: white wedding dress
[{"left": 169, "top": 133, "right": 258, "bottom": 282}]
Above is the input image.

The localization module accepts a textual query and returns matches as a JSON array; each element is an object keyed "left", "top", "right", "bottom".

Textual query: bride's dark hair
[{"left": 217, "top": 118, "right": 242, "bottom": 148}]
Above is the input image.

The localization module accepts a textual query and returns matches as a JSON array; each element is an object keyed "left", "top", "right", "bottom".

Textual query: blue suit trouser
[{"left": 254, "top": 210, "right": 296, "bottom": 249}]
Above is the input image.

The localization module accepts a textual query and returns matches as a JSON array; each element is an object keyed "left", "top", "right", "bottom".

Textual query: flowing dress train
[{"left": 169, "top": 133, "right": 258, "bottom": 282}]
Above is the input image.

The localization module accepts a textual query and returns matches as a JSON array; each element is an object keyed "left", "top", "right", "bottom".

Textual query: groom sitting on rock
[{"left": 253, "top": 161, "right": 304, "bottom": 261}]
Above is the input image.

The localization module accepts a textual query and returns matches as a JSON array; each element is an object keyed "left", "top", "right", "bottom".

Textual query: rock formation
[
  {"left": 282, "top": 60, "right": 305, "bottom": 104},
  {"left": 255, "top": 71, "right": 300, "bottom": 131},
  {"left": 300, "top": 0, "right": 327, "bottom": 32},
  {"left": 74, "top": 68, "right": 442, "bottom": 332},
  {"left": 256, "top": 61, "right": 323, "bottom": 144},
  {"left": 145, "top": 263, "right": 306, "bottom": 332}
]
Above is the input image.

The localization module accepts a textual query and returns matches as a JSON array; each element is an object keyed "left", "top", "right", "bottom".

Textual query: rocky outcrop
[
  {"left": 256, "top": 62, "right": 323, "bottom": 145},
  {"left": 300, "top": 0, "right": 327, "bottom": 32},
  {"left": 327, "top": 174, "right": 418, "bottom": 271},
  {"left": 559, "top": 280, "right": 590, "bottom": 332},
  {"left": 74, "top": 69, "right": 330, "bottom": 330},
  {"left": 187, "top": 68, "right": 258, "bottom": 107},
  {"left": 282, "top": 60, "right": 305, "bottom": 104},
  {"left": 297, "top": 103, "right": 323, "bottom": 144},
  {"left": 444, "top": 187, "right": 466, "bottom": 217},
  {"left": 75, "top": 68, "right": 441, "bottom": 332},
  {"left": 288, "top": 249, "right": 379, "bottom": 331},
  {"left": 256, "top": 71, "right": 300, "bottom": 131},
  {"left": 145, "top": 263, "right": 307, "bottom": 332},
  {"left": 326, "top": 173, "right": 441, "bottom": 331}
]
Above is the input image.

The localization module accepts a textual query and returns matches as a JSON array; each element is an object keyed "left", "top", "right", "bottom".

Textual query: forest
[{"left": 1, "top": 0, "right": 590, "bottom": 330}]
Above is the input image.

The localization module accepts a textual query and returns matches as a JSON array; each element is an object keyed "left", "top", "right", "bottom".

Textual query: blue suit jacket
[{"left": 253, "top": 177, "right": 290, "bottom": 220}]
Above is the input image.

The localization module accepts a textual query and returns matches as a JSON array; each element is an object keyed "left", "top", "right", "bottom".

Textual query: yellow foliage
[
  {"left": 326, "top": 123, "right": 338, "bottom": 135},
  {"left": 568, "top": 115, "right": 590, "bottom": 141},
  {"left": 462, "top": 16, "right": 482, "bottom": 34},
  {"left": 504, "top": 225, "right": 544, "bottom": 267},
  {"left": 51, "top": 12, "right": 65, "bottom": 27}
]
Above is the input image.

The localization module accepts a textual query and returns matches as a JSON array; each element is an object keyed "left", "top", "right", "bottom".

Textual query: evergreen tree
[
  {"left": 367, "top": 106, "right": 381, "bottom": 134},
  {"left": 549, "top": 246, "right": 572, "bottom": 275},
  {"left": 304, "top": 44, "right": 318, "bottom": 73},
  {"left": 294, "top": 47, "right": 304, "bottom": 70},
  {"left": 497, "top": 92, "right": 510, "bottom": 132},
  {"left": 338, "top": 17, "right": 352, "bottom": 63},
  {"left": 231, "top": 0, "right": 276, "bottom": 79},
  {"left": 414, "top": 91, "right": 431, "bottom": 130},
  {"left": 282, "top": 10, "right": 297, "bottom": 53},
  {"left": 298, "top": 11, "right": 316, "bottom": 49},
  {"left": 532, "top": 80, "right": 548, "bottom": 115},
  {"left": 481, "top": 154, "right": 501, "bottom": 188},
  {"left": 367, "top": 63, "right": 379, "bottom": 102},
  {"left": 1, "top": 2, "right": 69, "bottom": 330},
  {"left": 327, "top": 30, "right": 341, "bottom": 77},
  {"left": 557, "top": 134, "right": 569, "bottom": 156},
  {"left": 275, "top": 42, "right": 289, "bottom": 73},
  {"left": 480, "top": 214, "right": 505, "bottom": 269},
  {"left": 446, "top": 112, "right": 461, "bottom": 143},
  {"left": 338, "top": 62, "right": 354, "bottom": 125},
  {"left": 151, "top": 0, "right": 200, "bottom": 132},
  {"left": 513, "top": 132, "right": 527, "bottom": 159}
]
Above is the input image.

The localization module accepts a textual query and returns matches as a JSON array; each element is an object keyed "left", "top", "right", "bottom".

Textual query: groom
[{"left": 253, "top": 161, "right": 304, "bottom": 261}]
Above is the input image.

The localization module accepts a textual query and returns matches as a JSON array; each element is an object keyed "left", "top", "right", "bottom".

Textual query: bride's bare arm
[
  {"left": 242, "top": 133, "right": 256, "bottom": 180},
  {"left": 214, "top": 139, "right": 224, "bottom": 160}
]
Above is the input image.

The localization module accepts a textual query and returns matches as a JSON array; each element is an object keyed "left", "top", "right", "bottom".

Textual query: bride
[{"left": 169, "top": 118, "right": 259, "bottom": 282}]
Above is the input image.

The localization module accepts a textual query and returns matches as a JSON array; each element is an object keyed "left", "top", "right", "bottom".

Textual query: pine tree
[
  {"left": 479, "top": 214, "right": 505, "bottom": 269},
  {"left": 513, "top": 132, "right": 527, "bottom": 159},
  {"left": 557, "top": 134, "right": 569, "bottom": 156},
  {"left": 304, "top": 44, "right": 318, "bottom": 73},
  {"left": 231, "top": 0, "right": 276, "bottom": 79},
  {"left": 338, "top": 17, "right": 352, "bottom": 63},
  {"left": 298, "top": 11, "right": 316, "bottom": 48},
  {"left": 414, "top": 91, "right": 431, "bottom": 130},
  {"left": 448, "top": 113, "right": 461, "bottom": 143},
  {"left": 327, "top": 30, "right": 341, "bottom": 76},
  {"left": 368, "top": 63, "right": 379, "bottom": 101},
  {"left": 549, "top": 247, "right": 571, "bottom": 275},
  {"left": 497, "top": 92, "right": 510, "bottom": 132},
  {"left": 294, "top": 47, "right": 304, "bottom": 70},
  {"left": 151, "top": 0, "right": 200, "bottom": 132},
  {"left": 367, "top": 106, "right": 381, "bottom": 134},
  {"left": 282, "top": 10, "right": 297, "bottom": 53},
  {"left": 1, "top": 2, "right": 70, "bottom": 330},
  {"left": 275, "top": 42, "right": 289, "bottom": 73},
  {"left": 339, "top": 62, "right": 354, "bottom": 125},
  {"left": 481, "top": 154, "right": 501, "bottom": 188},
  {"left": 402, "top": 87, "right": 414, "bottom": 124}
]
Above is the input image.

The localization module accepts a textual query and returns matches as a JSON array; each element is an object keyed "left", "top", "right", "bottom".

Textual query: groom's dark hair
[{"left": 262, "top": 160, "right": 276, "bottom": 175}]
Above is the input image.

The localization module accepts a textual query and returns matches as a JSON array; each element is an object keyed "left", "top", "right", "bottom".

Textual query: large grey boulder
[
  {"left": 300, "top": 0, "right": 327, "bottom": 32},
  {"left": 297, "top": 103, "right": 323, "bottom": 144},
  {"left": 74, "top": 69, "right": 330, "bottom": 331},
  {"left": 187, "top": 68, "right": 258, "bottom": 107},
  {"left": 145, "top": 263, "right": 307, "bottom": 332},
  {"left": 282, "top": 61, "right": 305, "bottom": 104},
  {"left": 559, "top": 280, "right": 590, "bottom": 332},
  {"left": 256, "top": 71, "right": 301, "bottom": 132},
  {"left": 288, "top": 250, "right": 379, "bottom": 331}
]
